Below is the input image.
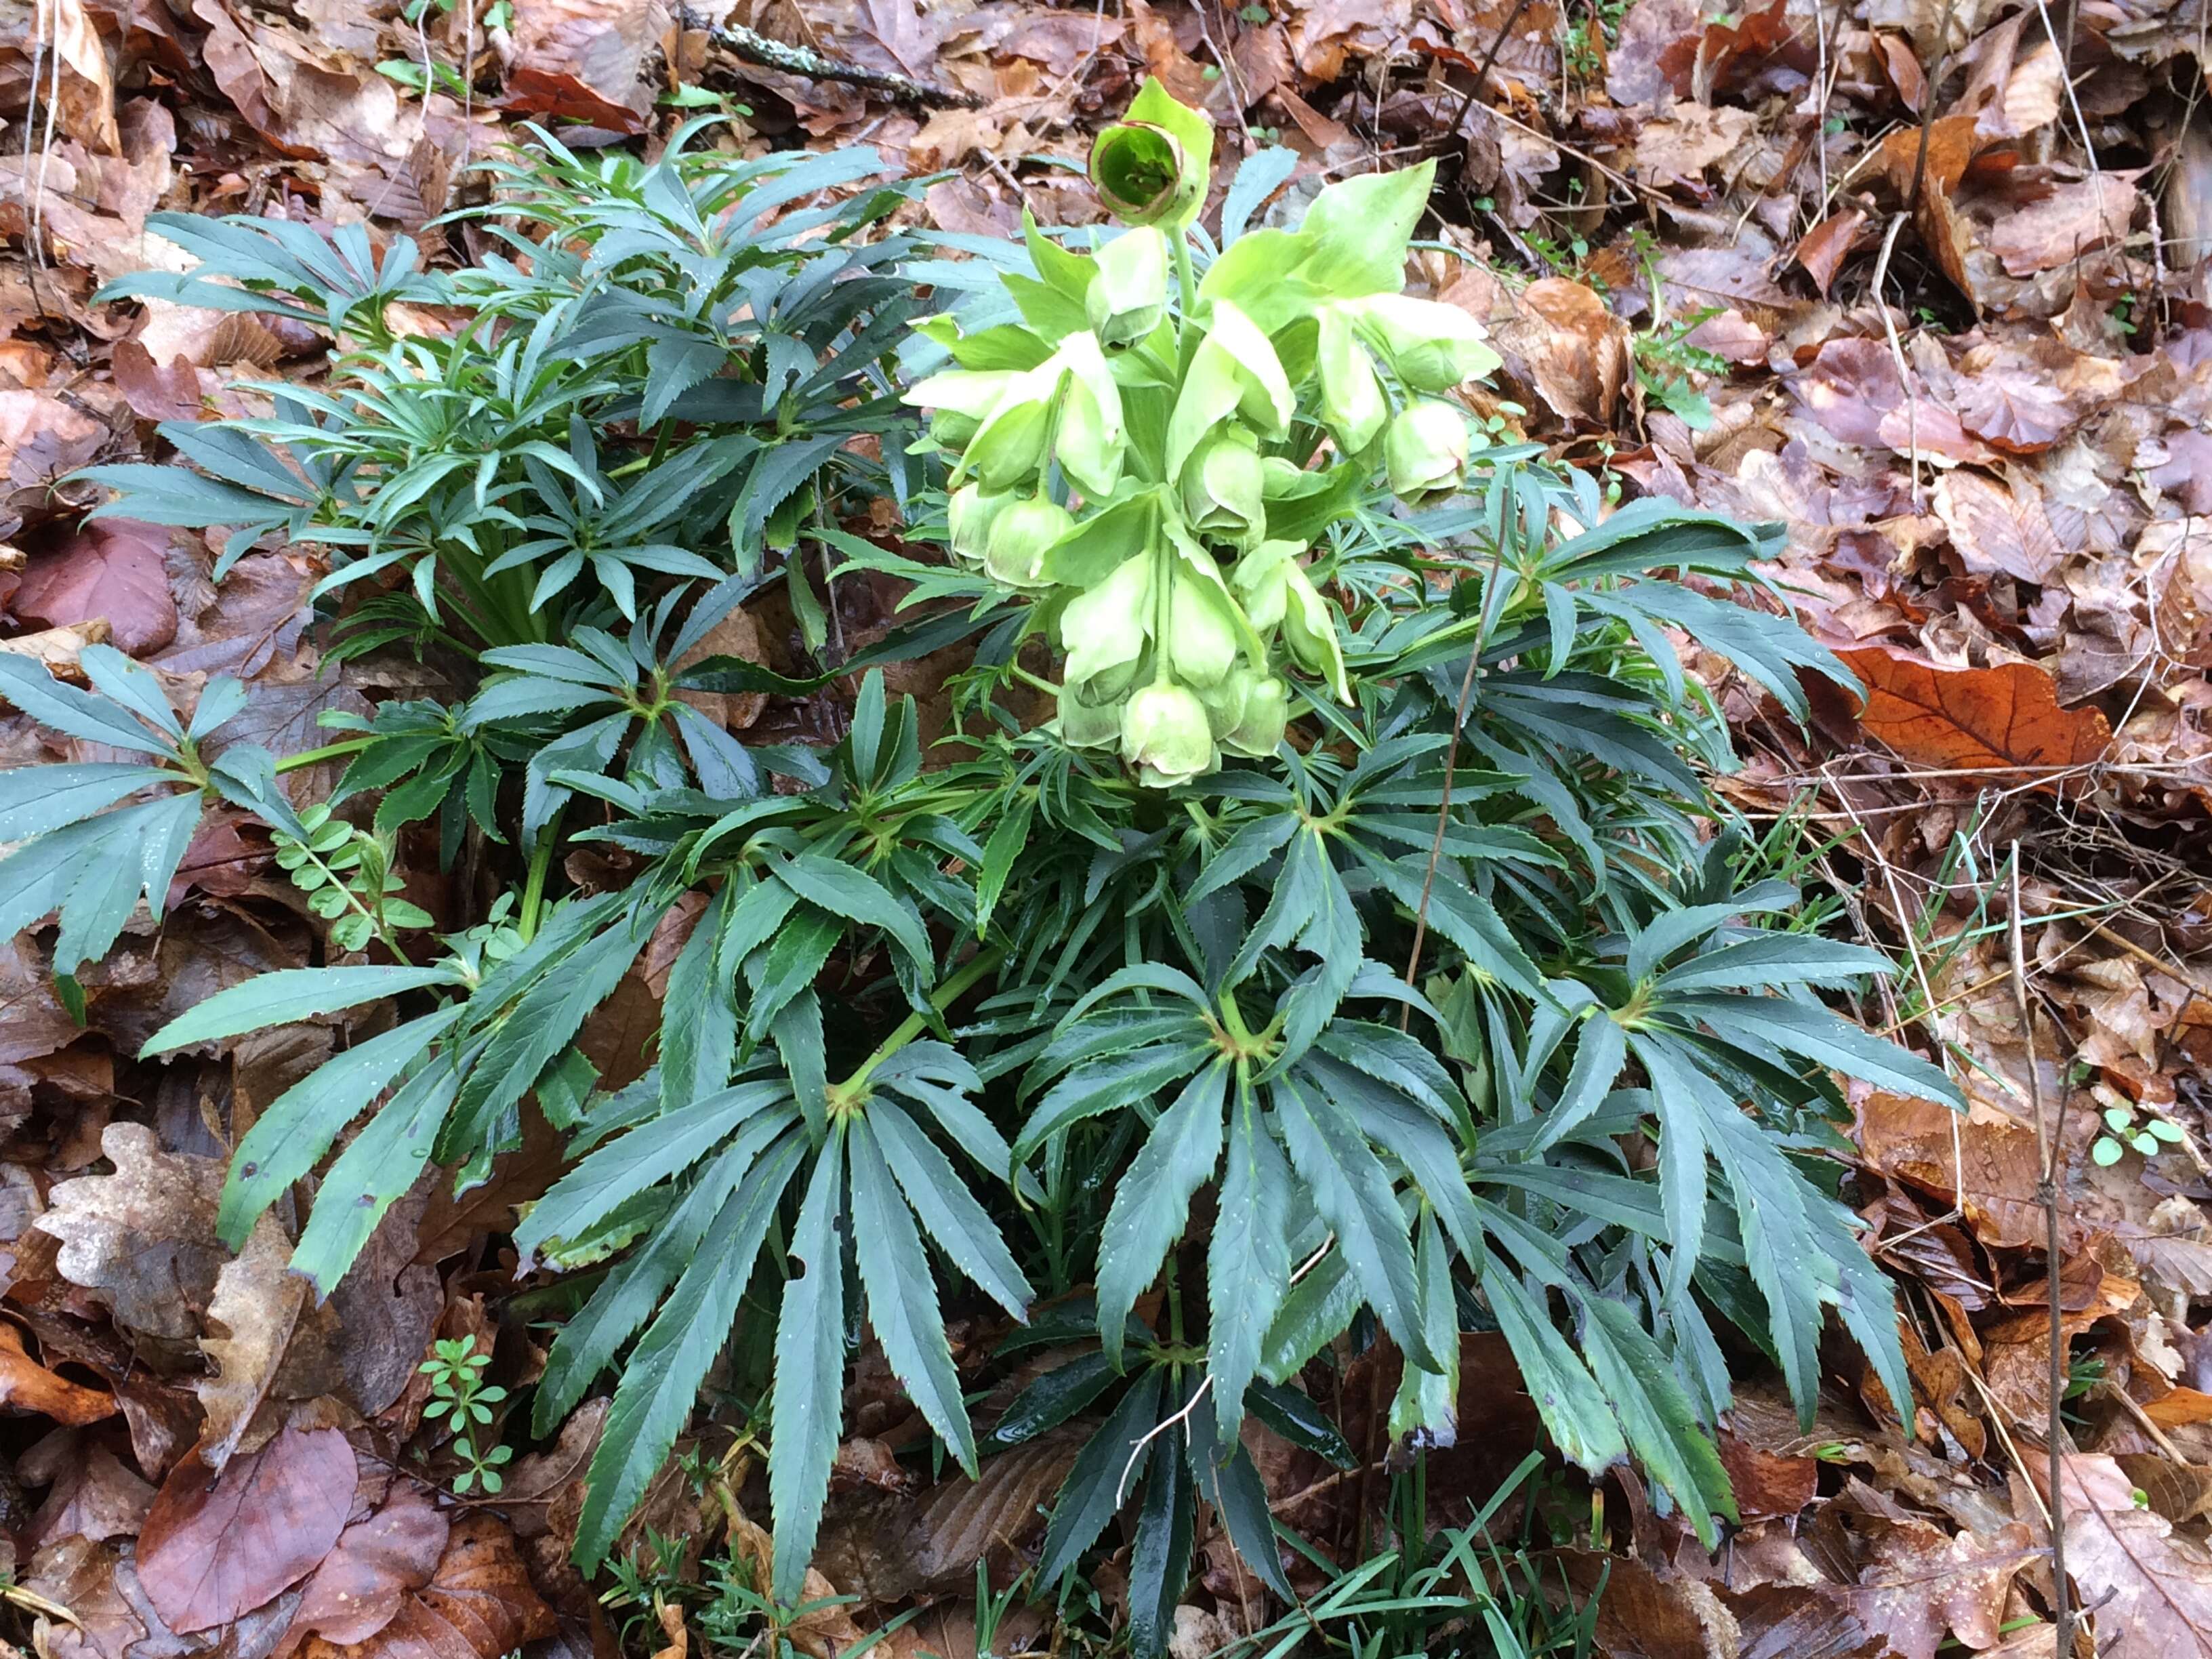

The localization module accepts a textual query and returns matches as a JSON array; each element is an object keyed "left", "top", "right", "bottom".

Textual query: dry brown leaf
[
  {"left": 293, "top": 1511, "right": 555, "bottom": 1659},
  {"left": 1835, "top": 647, "right": 2112, "bottom": 774},
  {"left": 1931, "top": 471, "right": 2066, "bottom": 583},
  {"left": 505, "top": 0, "right": 652, "bottom": 131},
  {"left": 2054, "top": 1453, "right": 2212, "bottom": 1658},
  {"left": 1794, "top": 209, "right": 1867, "bottom": 298},
  {"left": 276, "top": 1486, "right": 450, "bottom": 1656},
  {"left": 1987, "top": 175, "right": 2142, "bottom": 278},
  {"left": 35, "top": 1122, "right": 227, "bottom": 1342},
  {"left": 24, "top": 1441, "right": 155, "bottom": 1549},
  {"left": 1841, "top": 1517, "right": 2038, "bottom": 1659},
  {"left": 198, "top": 1212, "right": 349, "bottom": 1471},
  {"left": 137, "top": 1427, "right": 356, "bottom": 1635},
  {"left": 1495, "top": 278, "right": 1630, "bottom": 427}
]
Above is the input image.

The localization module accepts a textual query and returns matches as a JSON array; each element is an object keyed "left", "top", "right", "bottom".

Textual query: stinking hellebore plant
[{"left": 901, "top": 78, "right": 1499, "bottom": 788}]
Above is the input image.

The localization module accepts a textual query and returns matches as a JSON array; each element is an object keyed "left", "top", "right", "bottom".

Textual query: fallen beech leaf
[
  {"left": 2116, "top": 1454, "right": 2212, "bottom": 1525},
  {"left": 1835, "top": 647, "right": 2111, "bottom": 774},
  {"left": 1631, "top": 102, "right": 1755, "bottom": 190},
  {"left": 198, "top": 1213, "right": 348, "bottom": 1471},
  {"left": 2144, "top": 428, "right": 2212, "bottom": 515},
  {"left": 0, "top": 1323, "right": 116, "bottom": 1426},
  {"left": 294, "top": 1512, "right": 556, "bottom": 1659},
  {"left": 504, "top": 0, "right": 652, "bottom": 132},
  {"left": 276, "top": 1487, "right": 449, "bottom": 1655},
  {"left": 0, "top": 618, "right": 110, "bottom": 677},
  {"left": 1496, "top": 279, "right": 1630, "bottom": 427},
  {"left": 110, "top": 340, "right": 205, "bottom": 424},
  {"left": 0, "top": 388, "right": 106, "bottom": 491},
  {"left": 1931, "top": 471, "right": 2066, "bottom": 583},
  {"left": 13, "top": 519, "right": 180, "bottom": 657},
  {"left": 2144, "top": 1386, "right": 2212, "bottom": 1428},
  {"left": 1716, "top": 1430, "right": 1817, "bottom": 1521},
  {"left": 1842, "top": 1517, "right": 2038, "bottom": 1659},
  {"left": 1952, "top": 373, "right": 2074, "bottom": 453},
  {"left": 1793, "top": 209, "right": 1866, "bottom": 297},
  {"left": 1988, "top": 175, "right": 2142, "bottom": 278},
  {"left": 34, "top": 1122, "right": 226, "bottom": 1342},
  {"left": 137, "top": 1426, "right": 355, "bottom": 1635},
  {"left": 2054, "top": 1453, "right": 2212, "bottom": 1658}
]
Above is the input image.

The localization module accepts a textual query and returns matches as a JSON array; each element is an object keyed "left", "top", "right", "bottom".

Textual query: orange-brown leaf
[{"left": 1837, "top": 647, "right": 2110, "bottom": 775}]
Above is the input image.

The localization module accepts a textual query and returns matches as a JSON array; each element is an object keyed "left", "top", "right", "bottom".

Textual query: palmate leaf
[
  {"left": 1095, "top": 1063, "right": 1227, "bottom": 1366},
  {"left": 575, "top": 1134, "right": 805, "bottom": 1565}
]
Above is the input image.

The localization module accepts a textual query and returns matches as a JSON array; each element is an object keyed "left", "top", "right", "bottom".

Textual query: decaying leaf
[{"left": 35, "top": 1123, "right": 227, "bottom": 1343}]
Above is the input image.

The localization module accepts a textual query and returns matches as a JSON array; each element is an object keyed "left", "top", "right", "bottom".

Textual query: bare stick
[
  {"left": 682, "top": 9, "right": 984, "bottom": 108},
  {"left": 2010, "top": 844, "right": 2070, "bottom": 1657}
]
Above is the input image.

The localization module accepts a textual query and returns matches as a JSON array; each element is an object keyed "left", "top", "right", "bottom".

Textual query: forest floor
[{"left": 1, "top": 0, "right": 2211, "bottom": 1656}]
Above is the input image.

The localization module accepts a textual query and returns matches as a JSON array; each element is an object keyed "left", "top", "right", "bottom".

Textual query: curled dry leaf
[
  {"left": 1835, "top": 646, "right": 2112, "bottom": 775},
  {"left": 0, "top": 1321, "right": 116, "bottom": 1425},
  {"left": 197, "top": 1212, "right": 350, "bottom": 1471},
  {"left": 35, "top": 1122, "right": 227, "bottom": 1343},
  {"left": 1493, "top": 278, "right": 1631, "bottom": 427},
  {"left": 136, "top": 1426, "right": 356, "bottom": 1635}
]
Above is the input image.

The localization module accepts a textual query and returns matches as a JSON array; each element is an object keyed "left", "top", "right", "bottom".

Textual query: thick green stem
[
  {"left": 837, "top": 947, "right": 1006, "bottom": 1094},
  {"left": 274, "top": 737, "right": 375, "bottom": 775},
  {"left": 518, "top": 808, "right": 565, "bottom": 943}
]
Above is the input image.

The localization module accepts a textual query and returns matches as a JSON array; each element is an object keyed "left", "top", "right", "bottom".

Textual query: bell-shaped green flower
[
  {"left": 1058, "top": 684, "right": 1128, "bottom": 750},
  {"left": 1279, "top": 562, "right": 1351, "bottom": 702},
  {"left": 1120, "top": 679, "right": 1216, "bottom": 787},
  {"left": 1229, "top": 539, "right": 1303, "bottom": 633},
  {"left": 1340, "top": 294, "right": 1500, "bottom": 391},
  {"left": 1089, "top": 79, "right": 1212, "bottom": 228},
  {"left": 1164, "top": 300, "right": 1293, "bottom": 478},
  {"left": 905, "top": 369, "right": 1026, "bottom": 460},
  {"left": 1046, "top": 332, "right": 1126, "bottom": 499},
  {"left": 1059, "top": 550, "right": 1153, "bottom": 691},
  {"left": 1384, "top": 401, "right": 1469, "bottom": 506},
  {"left": 985, "top": 495, "right": 1074, "bottom": 590},
  {"left": 1180, "top": 430, "right": 1266, "bottom": 548},
  {"left": 1165, "top": 558, "right": 1240, "bottom": 688},
  {"left": 1087, "top": 226, "right": 1169, "bottom": 347},
  {"left": 947, "top": 484, "right": 1012, "bottom": 564},
  {"left": 1316, "top": 306, "right": 1387, "bottom": 455},
  {"left": 1218, "top": 673, "right": 1289, "bottom": 758}
]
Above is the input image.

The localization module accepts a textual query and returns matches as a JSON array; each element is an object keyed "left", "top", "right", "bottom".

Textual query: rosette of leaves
[
  {"left": 891, "top": 78, "right": 1500, "bottom": 791},
  {"left": 81, "top": 122, "right": 924, "bottom": 654}
]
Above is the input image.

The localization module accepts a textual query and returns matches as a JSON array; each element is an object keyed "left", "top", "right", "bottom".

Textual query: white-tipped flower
[
  {"left": 1384, "top": 401, "right": 1469, "bottom": 506},
  {"left": 1341, "top": 294, "right": 1500, "bottom": 391},
  {"left": 1120, "top": 680, "right": 1216, "bottom": 788},
  {"left": 1180, "top": 432, "right": 1267, "bottom": 548},
  {"left": 1060, "top": 550, "right": 1153, "bottom": 691},
  {"left": 1087, "top": 226, "right": 1170, "bottom": 346},
  {"left": 985, "top": 496, "right": 1074, "bottom": 590}
]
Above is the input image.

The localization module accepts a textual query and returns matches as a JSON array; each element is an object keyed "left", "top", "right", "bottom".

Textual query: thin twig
[
  {"left": 1437, "top": 0, "right": 1536, "bottom": 155},
  {"left": 2010, "top": 844, "right": 2070, "bottom": 1658}
]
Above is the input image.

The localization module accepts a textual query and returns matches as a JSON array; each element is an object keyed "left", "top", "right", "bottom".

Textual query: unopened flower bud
[
  {"left": 1087, "top": 226, "right": 1169, "bottom": 347},
  {"left": 1120, "top": 680, "right": 1216, "bottom": 787},
  {"left": 1384, "top": 401, "right": 1469, "bottom": 506},
  {"left": 1180, "top": 432, "right": 1267, "bottom": 548},
  {"left": 985, "top": 496, "right": 1074, "bottom": 590},
  {"left": 947, "top": 485, "right": 1011, "bottom": 564},
  {"left": 1219, "top": 674, "right": 1289, "bottom": 758},
  {"left": 1280, "top": 562, "right": 1351, "bottom": 703}
]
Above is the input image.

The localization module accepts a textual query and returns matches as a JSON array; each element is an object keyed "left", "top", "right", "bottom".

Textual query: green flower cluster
[{"left": 905, "top": 81, "right": 1500, "bottom": 786}]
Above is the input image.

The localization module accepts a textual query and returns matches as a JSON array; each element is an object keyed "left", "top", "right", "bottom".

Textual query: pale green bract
[{"left": 900, "top": 78, "right": 1499, "bottom": 787}]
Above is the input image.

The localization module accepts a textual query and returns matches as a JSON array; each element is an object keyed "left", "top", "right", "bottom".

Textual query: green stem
[
  {"left": 1010, "top": 664, "right": 1061, "bottom": 698},
  {"left": 518, "top": 808, "right": 564, "bottom": 943},
  {"left": 1171, "top": 230, "right": 1197, "bottom": 321},
  {"left": 274, "top": 737, "right": 375, "bottom": 774},
  {"left": 837, "top": 947, "right": 1006, "bottom": 1094}
]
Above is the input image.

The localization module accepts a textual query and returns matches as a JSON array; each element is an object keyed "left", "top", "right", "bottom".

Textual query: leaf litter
[{"left": 0, "top": 0, "right": 2209, "bottom": 1656}]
